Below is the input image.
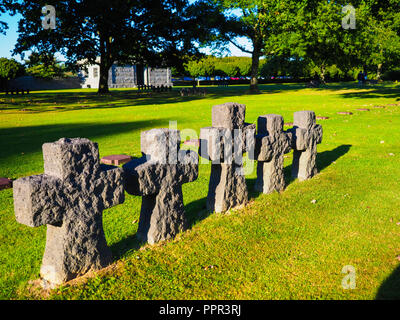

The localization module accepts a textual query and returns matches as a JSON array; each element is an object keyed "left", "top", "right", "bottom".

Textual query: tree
[
  {"left": 24, "top": 52, "right": 68, "bottom": 79},
  {"left": 264, "top": 1, "right": 400, "bottom": 83},
  {"left": 185, "top": 56, "right": 216, "bottom": 84},
  {"left": 359, "top": 1, "right": 400, "bottom": 79},
  {"left": 0, "top": 57, "right": 25, "bottom": 90},
  {"left": 206, "top": 0, "right": 305, "bottom": 91},
  {"left": 11, "top": 0, "right": 209, "bottom": 94},
  {"left": 260, "top": 55, "right": 307, "bottom": 79},
  {"left": 265, "top": 1, "right": 356, "bottom": 83},
  {"left": 218, "top": 62, "right": 239, "bottom": 77},
  {"left": 235, "top": 57, "right": 252, "bottom": 76}
]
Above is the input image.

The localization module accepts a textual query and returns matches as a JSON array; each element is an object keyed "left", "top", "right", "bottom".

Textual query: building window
[{"left": 93, "top": 68, "right": 99, "bottom": 78}]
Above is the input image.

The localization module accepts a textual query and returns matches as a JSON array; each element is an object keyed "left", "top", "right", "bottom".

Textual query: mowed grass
[{"left": 1, "top": 82, "right": 400, "bottom": 299}]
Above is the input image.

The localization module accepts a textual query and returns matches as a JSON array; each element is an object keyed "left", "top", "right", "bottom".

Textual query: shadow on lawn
[
  {"left": 249, "top": 144, "right": 352, "bottom": 200},
  {"left": 110, "top": 233, "right": 147, "bottom": 259},
  {"left": 109, "top": 195, "right": 211, "bottom": 260},
  {"left": 2, "top": 82, "right": 388, "bottom": 113},
  {"left": 0, "top": 119, "right": 168, "bottom": 163},
  {"left": 316, "top": 144, "right": 352, "bottom": 172},
  {"left": 110, "top": 144, "right": 352, "bottom": 260},
  {"left": 376, "top": 266, "right": 400, "bottom": 299},
  {"left": 340, "top": 86, "right": 400, "bottom": 100},
  {"left": 1, "top": 85, "right": 304, "bottom": 113}
]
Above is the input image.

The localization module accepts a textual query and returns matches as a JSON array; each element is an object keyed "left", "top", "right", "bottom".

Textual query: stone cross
[
  {"left": 199, "top": 102, "right": 255, "bottom": 213},
  {"left": 123, "top": 128, "right": 198, "bottom": 245},
  {"left": 251, "top": 114, "right": 292, "bottom": 194},
  {"left": 289, "top": 111, "right": 323, "bottom": 181},
  {"left": 13, "top": 138, "right": 125, "bottom": 287}
]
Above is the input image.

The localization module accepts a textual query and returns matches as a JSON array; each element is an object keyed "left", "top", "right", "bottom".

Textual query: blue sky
[
  {"left": 0, "top": 12, "right": 252, "bottom": 63},
  {"left": 0, "top": 13, "right": 22, "bottom": 60}
]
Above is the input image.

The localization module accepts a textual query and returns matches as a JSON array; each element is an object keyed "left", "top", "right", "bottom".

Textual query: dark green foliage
[
  {"left": 0, "top": 57, "right": 25, "bottom": 90},
  {"left": 24, "top": 53, "right": 70, "bottom": 79},
  {"left": 382, "top": 69, "right": 400, "bottom": 81},
  {"left": 11, "top": 0, "right": 210, "bottom": 93},
  {"left": 265, "top": 1, "right": 400, "bottom": 82},
  {"left": 204, "top": 0, "right": 308, "bottom": 91},
  {"left": 185, "top": 56, "right": 251, "bottom": 78}
]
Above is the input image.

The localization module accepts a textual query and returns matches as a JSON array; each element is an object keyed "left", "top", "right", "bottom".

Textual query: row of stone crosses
[{"left": 12, "top": 102, "right": 322, "bottom": 287}]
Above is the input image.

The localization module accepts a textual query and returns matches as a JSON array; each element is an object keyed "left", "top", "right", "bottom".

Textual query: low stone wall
[{"left": 7, "top": 76, "right": 82, "bottom": 91}]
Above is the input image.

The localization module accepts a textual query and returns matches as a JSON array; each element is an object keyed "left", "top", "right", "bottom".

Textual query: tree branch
[{"left": 228, "top": 39, "right": 253, "bottom": 54}]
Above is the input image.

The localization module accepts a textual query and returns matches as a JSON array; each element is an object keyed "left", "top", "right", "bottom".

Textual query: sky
[{"left": 0, "top": 12, "right": 252, "bottom": 63}]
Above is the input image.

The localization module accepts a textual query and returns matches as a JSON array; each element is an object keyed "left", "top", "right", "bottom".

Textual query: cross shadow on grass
[
  {"left": 316, "top": 144, "right": 352, "bottom": 172},
  {"left": 185, "top": 196, "right": 211, "bottom": 229},
  {"left": 247, "top": 144, "right": 352, "bottom": 200},
  {"left": 109, "top": 196, "right": 211, "bottom": 260},
  {"left": 109, "top": 144, "right": 352, "bottom": 260},
  {"left": 110, "top": 233, "right": 147, "bottom": 260},
  {"left": 375, "top": 266, "right": 400, "bottom": 299},
  {"left": 284, "top": 144, "right": 352, "bottom": 186}
]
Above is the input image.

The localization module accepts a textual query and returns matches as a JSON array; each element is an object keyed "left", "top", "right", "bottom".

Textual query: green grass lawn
[{"left": 1, "top": 82, "right": 400, "bottom": 299}]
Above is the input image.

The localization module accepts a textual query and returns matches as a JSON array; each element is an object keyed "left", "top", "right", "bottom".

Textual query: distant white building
[{"left": 79, "top": 62, "right": 173, "bottom": 89}]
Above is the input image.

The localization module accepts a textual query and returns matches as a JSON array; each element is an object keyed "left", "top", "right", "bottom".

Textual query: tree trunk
[
  {"left": 98, "top": 62, "right": 110, "bottom": 94},
  {"left": 320, "top": 65, "right": 326, "bottom": 84},
  {"left": 377, "top": 63, "right": 382, "bottom": 81},
  {"left": 97, "top": 33, "right": 111, "bottom": 94},
  {"left": 249, "top": 36, "right": 262, "bottom": 93}
]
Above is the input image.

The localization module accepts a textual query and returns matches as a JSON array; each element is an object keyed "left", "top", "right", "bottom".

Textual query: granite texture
[
  {"left": 13, "top": 138, "right": 124, "bottom": 287},
  {"left": 251, "top": 114, "right": 292, "bottom": 194},
  {"left": 289, "top": 111, "right": 323, "bottom": 181},
  {"left": 123, "top": 129, "right": 198, "bottom": 244},
  {"left": 199, "top": 102, "right": 255, "bottom": 213}
]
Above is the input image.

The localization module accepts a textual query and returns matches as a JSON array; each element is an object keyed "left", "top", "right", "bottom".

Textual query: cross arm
[
  {"left": 199, "top": 127, "right": 229, "bottom": 163},
  {"left": 240, "top": 123, "right": 256, "bottom": 154},
  {"left": 13, "top": 174, "right": 65, "bottom": 227},
  {"left": 250, "top": 134, "right": 273, "bottom": 161},
  {"left": 199, "top": 123, "right": 256, "bottom": 164},
  {"left": 288, "top": 127, "right": 308, "bottom": 151},
  {"left": 283, "top": 131, "right": 293, "bottom": 154},
  {"left": 123, "top": 157, "right": 164, "bottom": 196},
  {"left": 177, "top": 150, "right": 199, "bottom": 184},
  {"left": 97, "top": 164, "right": 125, "bottom": 210},
  {"left": 314, "top": 124, "right": 323, "bottom": 144}
]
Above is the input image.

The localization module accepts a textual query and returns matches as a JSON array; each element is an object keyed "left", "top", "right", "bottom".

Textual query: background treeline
[
  {"left": 0, "top": 53, "right": 76, "bottom": 90},
  {"left": 179, "top": 55, "right": 400, "bottom": 83}
]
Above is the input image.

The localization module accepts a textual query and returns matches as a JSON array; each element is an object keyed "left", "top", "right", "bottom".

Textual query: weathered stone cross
[
  {"left": 199, "top": 102, "right": 255, "bottom": 213},
  {"left": 13, "top": 138, "right": 125, "bottom": 287},
  {"left": 251, "top": 114, "right": 292, "bottom": 194},
  {"left": 123, "top": 128, "right": 198, "bottom": 244},
  {"left": 289, "top": 111, "right": 323, "bottom": 181}
]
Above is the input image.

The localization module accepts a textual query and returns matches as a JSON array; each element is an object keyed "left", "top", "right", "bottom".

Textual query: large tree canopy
[
  {"left": 265, "top": 0, "right": 400, "bottom": 82},
  {"left": 202, "top": 0, "right": 306, "bottom": 91},
  {"left": 11, "top": 0, "right": 216, "bottom": 93}
]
